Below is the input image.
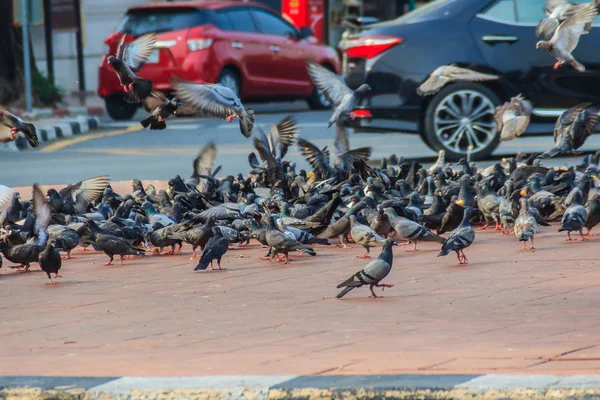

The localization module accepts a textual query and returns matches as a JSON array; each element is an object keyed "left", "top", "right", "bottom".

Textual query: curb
[
  {"left": 3, "top": 374, "right": 600, "bottom": 399},
  {"left": 0, "top": 116, "right": 101, "bottom": 152},
  {"left": 13, "top": 106, "right": 105, "bottom": 120}
]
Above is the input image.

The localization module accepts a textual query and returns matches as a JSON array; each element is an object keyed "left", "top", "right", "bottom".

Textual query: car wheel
[
  {"left": 306, "top": 65, "right": 333, "bottom": 110},
  {"left": 218, "top": 68, "right": 241, "bottom": 97},
  {"left": 423, "top": 83, "right": 500, "bottom": 161},
  {"left": 105, "top": 95, "right": 138, "bottom": 121}
]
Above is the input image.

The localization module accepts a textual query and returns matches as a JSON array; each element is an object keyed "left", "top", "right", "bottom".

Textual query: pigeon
[
  {"left": 540, "top": 103, "right": 600, "bottom": 158},
  {"left": 559, "top": 190, "right": 588, "bottom": 240},
  {"left": 537, "top": 0, "right": 594, "bottom": 38},
  {"left": 38, "top": 239, "right": 62, "bottom": 285},
  {"left": 0, "top": 107, "right": 39, "bottom": 147},
  {"left": 437, "top": 207, "right": 475, "bottom": 265},
  {"left": 385, "top": 207, "right": 446, "bottom": 251},
  {"left": 172, "top": 77, "right": 255, "bottom": 138},
  {"left": 494, "top": 94, "right": 533, "bottom": 142},
  {"left": 0, "top": 184, "right": 13, "bottom": 213},
  {"left": 85, "top": 221, "right": 145, "bottom": 265},
  {"left": 514, "top": 197, "right": 538, "bottom": 251},
  {"left": 349, "top": 215, "right": 385, "bottom": 258},
  {"left": 49, "top": 226, "right": 81, "bottom": 259},
  {"left": 336, "top": 238, "right": 396, "bottom": 299},
  {"left": 194, "top": 227, "right": 229, "bottom": 271},
  {"left": 262, "top": 216, "right": 316, "bottom": 264},
  {"left": 476, "top": 178, "right": 502, "bottom": 230},
  {"left": 536, "top": 4, "right": 598, "bottom": 72},
  {"left": 584, "top": 192, "right": 600, "bottom": 235},
  {"left": 107, "top": 33, "right": 156, "bottom": 103},
  {"left": 140, "top": 94, "right": 184, "bottom": 130},
  {"left": 47, "top": 176, "right": 110, "bottom": 215},
  {"left": 416, "top": 65, "right": 499, "bottom": 96},
  {"left": 438, "top": 197, "right": 466, "bottom": 235},
  {"left": 305, "top": 59, "right": 371, "bottom": 127},
  {"left": 428, "top": 150, "right": 445, "bottom": 174}
]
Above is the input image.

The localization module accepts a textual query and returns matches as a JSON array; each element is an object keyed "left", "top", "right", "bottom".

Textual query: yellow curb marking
[{"left": 40, "top": 126, "right": 142, "bottom": 153}]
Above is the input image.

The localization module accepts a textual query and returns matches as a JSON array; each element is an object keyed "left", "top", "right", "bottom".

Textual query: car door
[
  {"left": 470, "top": 0, "right": 600, "bottom": 111},
  {"left": 249, "top": 8, "right": 310, "bottom": 95},
  {"left": 219, "top": 7, "right": 278, "bottom": 94}
]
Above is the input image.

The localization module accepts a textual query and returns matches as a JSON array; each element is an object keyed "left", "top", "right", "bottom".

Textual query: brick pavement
[{"left": 2, "top": 186, "right": 600, "bottom": 376}]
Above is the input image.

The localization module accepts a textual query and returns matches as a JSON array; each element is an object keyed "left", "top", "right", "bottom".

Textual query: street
[{"left": 1, "top": 106, "right": 599, "bottom": 187}]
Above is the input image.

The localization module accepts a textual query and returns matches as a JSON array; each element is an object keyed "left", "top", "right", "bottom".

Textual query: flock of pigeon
[{"left": 1, "top": 0, "right": 600, "bottom": 299}]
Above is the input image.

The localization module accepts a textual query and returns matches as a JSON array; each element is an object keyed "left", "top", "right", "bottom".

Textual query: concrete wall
[{"left": 31, "top": 0, "right": 149, "bottom": 94}]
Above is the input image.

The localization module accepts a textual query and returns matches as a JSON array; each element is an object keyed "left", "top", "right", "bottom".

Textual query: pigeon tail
[
  {"left": 149, "top": 120, "right": 167, "bottom": 130},
  {"left": 540, "top": 147, "right": 564, "bottom": 159},
  {"left": 336, "top": 286, "right": 355, "bottom": 299},
  {"left": 239, "top": 108, "right": 255, "bottom": 138},
  {"left": 140, "top": 116, "right": 155, "bottom": 128},
  {"left": 304, "top": 237, "right": 330, "bottom": 245},
  {"left": 194, "top": 260, "right": 210, "bottom": 271}
]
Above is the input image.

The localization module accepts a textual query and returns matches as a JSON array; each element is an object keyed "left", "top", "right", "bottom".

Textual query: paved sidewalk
[{"left": 3, "top": 182, "right": 600, "bottom": 381}]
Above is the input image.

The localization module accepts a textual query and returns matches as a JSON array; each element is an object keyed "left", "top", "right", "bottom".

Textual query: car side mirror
[{"left": 297, "top": 26, "right": 314, "bottom": 40}]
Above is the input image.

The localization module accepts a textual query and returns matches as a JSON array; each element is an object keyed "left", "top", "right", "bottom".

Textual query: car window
[
  {"left": 224, "top": 9, "right": 258, "bottom": 33},
  {"left": 482, "top": 0, "right": 516, "bottom": 22},
  {"left": 118, "top": 8, "right": 207, "bottom": 36},
  {"left": 515, "top": 0, "right": 546, "bottom": 23},
  {"left": 250, "top": 9, "right": 297, "bottom": 37},
  {"left": 213, "top": 11, "right": 234, "bottom": 31}
]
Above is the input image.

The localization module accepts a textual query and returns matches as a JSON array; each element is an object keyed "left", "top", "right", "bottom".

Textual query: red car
[{"left": 98, "top": 1, "right": 340, "bottom": 120}]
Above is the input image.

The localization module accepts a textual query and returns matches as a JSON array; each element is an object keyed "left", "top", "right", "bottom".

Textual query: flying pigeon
[
  {"left": 172, "top": 77, "right": 254, "bottom": 138},
  {"left": 305, "top": 59, "right": 371, "bottom": 127},
  {"left": 336, "top": 238, "right": 396, "bottom": 299},
  {"left": 540, "top": 103, "right": 600, "bottom": 158},
  {"left": 140, "top": 94, "right": 184, "bottom": 130},
  {"left": 536, "top": 0, "right": 595, "bottom": 39},
  {"left": 107, "top": 33, "right": 156, "bottom": 103},
  {"left": 494, "top": 94, "right": 533, "bottom": 142},
  {"left": 0, "top": 107, "right": 39, "bottom": 147},
  {"left": 536, "top": 4, "right": 598, "bottom": 72},
  {"left": 417, "top": 65, "right": 499, "bottom": 96}
]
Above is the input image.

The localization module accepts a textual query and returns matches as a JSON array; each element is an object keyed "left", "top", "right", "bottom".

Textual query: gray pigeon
[
  {"left": 385, "top": 207, "right": 445, "bottom": 251},
  {"left": 536, "top": 4, "right": 598, "bottom": 72},
  {"left": 494, "top": 94, "right": 533, "bottom": 142},
  {"left": 541, "top": 103, "right": 600, "bottom": 158},
  {"left": 262, "top": 216, "right": 316, "bottom": 264},
  {"left": 0, "top": 107, "right": 39, "bottom": 147},
  {"left": 417, "top": 65, "right": 499, "bottom": 96},
  {"left": 107, "top": 33, "right": 156, "bottom": 103},
  {"left": 172, "top": 77, "right": 254, "bottom": 138},
  {"left": 536, "top": 0, "right": 592, "bottom": 39},
  {"left": 336, "top": 238, "right": 396, "bottom": 299},
  {"left": 438, "top": 207, "right": 475, "bottom": 265},
  {"left": 349, "top": 215, "right": 385, "bottom": 258},
  {"left": 559, "top": 190, "right": 588, "bottom": 240},
  {"left": 306, "top": 60, "right": 371, "bottom": 127},
  {"left": 514, "top": 197, "right": 538, "bottom": 250},
  {"left": 141, "top": 94, "right": 184, "bottom": 130}
]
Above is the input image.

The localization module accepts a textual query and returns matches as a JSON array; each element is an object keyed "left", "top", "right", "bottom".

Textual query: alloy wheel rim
[{"left": 433, "top": 90, "right": 496, "bottom": 154}]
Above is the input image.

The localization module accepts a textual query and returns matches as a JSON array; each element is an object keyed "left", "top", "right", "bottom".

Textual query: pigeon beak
[
  {"left": 166, "top": 187, "right": 173, "bottom": 196},
  {"left": 455, "top": 199, "right": 464, "bottom": 206},
  {"left": 520, "top": 189, "right": 528, "bottom": 197},
  {"left": 46, "top": 195, "right": 50, "bottom": 200}
]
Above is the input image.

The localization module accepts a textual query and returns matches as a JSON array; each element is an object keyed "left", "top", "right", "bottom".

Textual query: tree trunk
[{"left": 0, "top": 1, "right": 40, "bottom": 106}]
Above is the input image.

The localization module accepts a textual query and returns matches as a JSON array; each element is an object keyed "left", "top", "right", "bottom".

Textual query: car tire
[
  {"left": 105, "top": 95, "right": 138, "bottom": 121},
  {"left": 306, "top": 65, "right": 333, "bottom": 110},
  {"left": 218, "top": 68, "right": 241, "bottom": 97},
  {"left": 423, "top": 82, "right": 501, "bottom": 162}
]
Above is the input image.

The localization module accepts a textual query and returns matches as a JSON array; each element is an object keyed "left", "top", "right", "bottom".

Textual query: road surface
[{"left": 0, "top": 107, "right": 597, "bottom": 187}]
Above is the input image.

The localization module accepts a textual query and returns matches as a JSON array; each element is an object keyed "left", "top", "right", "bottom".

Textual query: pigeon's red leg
[
  {"left": 587, "top": 230, "right": 597, "bottom": 236},
  {"left": 79, "top": 247, "right": 89, "bottom": 252},
  {"left": 456, "top": 252, "right": 462, "bottom": 263},
  {"left": 528, "top": 237, "right": 535, "bottom": 251},
  {"left": 104, "top": 261, "right": 113, "bottom": 266},
  {"left": 580, "top": 232, "right": 586, "bottom": 241},
  {"left": 55, "top": 273, "right": 62, "bottom": 279},
  {"left": 127, "top": 83, "right": 135, "bottom": 92},
  {"left": 478, "top": 223, "right": 490, "bottom": 230},
  {"left": 356, "top": 252, "right": 370, "bottom": 259},
  {"left": 460, "top": 250, "right": 468, "bottom": 264},
  {"left": 554, "top": 61, "right": 562, "bottom": 70},
  {"left": 47, "top": 279, "right": 56, "bottom": 285},
  {"left": 120, "top": 255, "right": 125, "bottom": 265},
  {"left": 493, "top": 222, "right": 502, "bottom": 231},
  {"left": 238, "top": 242, "right": 247, "bottom": 248},
  {"left": 260, "top": 256, "right": 272, "bottom": 262},
  {"left": 522, "top": 241, "right": 527, "bottom": 250},
  {"left": 157, "top": 116, "right": 165, "bottom": 122},
  {"left": 226, "top": 115, "right": 237, "bottom": 123},
  {"left": 283, "top": 254, "right": 291, "bottom": 264},
  {"left": 406, "top": 242, "right": 418, "bottom": 252},
  {"left": 9, "top": 128, "right": 18, "bottom": 140},
  {"left": 349, "top": 112, "right": 357, "bottom": 120},
  {"left": 566, "top": 232, "right": 573, "bottom": 241}
]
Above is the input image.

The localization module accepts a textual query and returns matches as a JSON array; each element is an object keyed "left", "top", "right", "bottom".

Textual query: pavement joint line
[{"left": 40, "top": 125, "right": 142, "bottom": 153}]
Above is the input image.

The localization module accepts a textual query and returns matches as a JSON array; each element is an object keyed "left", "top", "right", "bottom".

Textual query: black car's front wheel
[{"left": 423, "top": 83, "right": 500, "bottom": 161}]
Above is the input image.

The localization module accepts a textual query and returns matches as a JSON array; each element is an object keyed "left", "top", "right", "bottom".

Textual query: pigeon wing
[
  {"left": 0, "top": 185, "right": 13, "bottom": 212},
  {"left": 122, "top": 33, "right": 156, "bottom": 72},
  {"left": 443, "top": 66, "right": 500, "bottom": 83},
  {"left": 32, "top": 183, "right": 52, "bottom": 236},
  {"left": 298, "top": 138, "right": 331, "bottom": 176},
  {"left": 60, "top": 176, "right": 110, "bottom": 214},
  {"left": 571, "top": 106, "right": 600, "bottom": 149},
  {"left": 334, "top": 124, "right": 350, "bottom": 156},
  {"left": 0, "top": 107, "right": 22, "bottom": 128},
  {"left": 552, "top": 5, "right": 598, "bottom": 54},
  {"left": 271, "top": 115, "right": 298, "bottom": 159},
  {"left": 306, "top": 60, "right": 352, "bottom": 106},
  {"left": 193, "top": 141, "right": 217, "bottom": 177},
  {"left": 173, "top": 78, "right": 239, "bottom": 120}
]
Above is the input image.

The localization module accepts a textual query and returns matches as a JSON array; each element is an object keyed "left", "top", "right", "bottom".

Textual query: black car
[{"left": 340, "top": 0, "right": 600, "bottom": 160}]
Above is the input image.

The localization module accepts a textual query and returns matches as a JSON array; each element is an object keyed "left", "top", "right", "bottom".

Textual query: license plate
[{"left": 146, "top": 49, "right": 159, "bottom": 64}]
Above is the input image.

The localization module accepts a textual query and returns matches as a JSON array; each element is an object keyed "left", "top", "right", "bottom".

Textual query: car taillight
[
  {"left": 187, "top": 38, "right": 213, "bottom": 52},
  {"left": 344, "top": 36, "right": 403, "bottom": 59},
  {"left": 353, "top": 109, "right": 373, "bottom": 118}
]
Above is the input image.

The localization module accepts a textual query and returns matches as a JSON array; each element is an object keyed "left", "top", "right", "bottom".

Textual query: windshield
[{"left": 117, "top": 8, "right": 207, "bottom": 37}]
